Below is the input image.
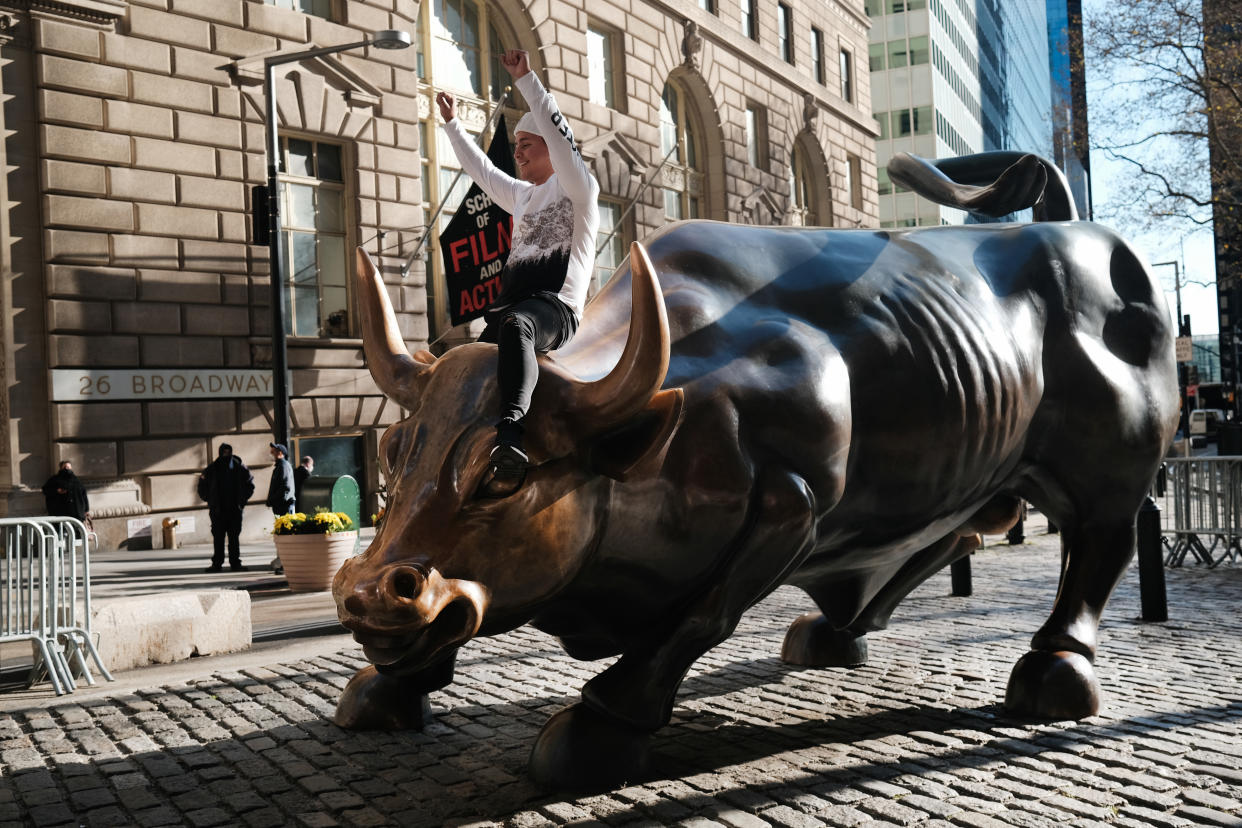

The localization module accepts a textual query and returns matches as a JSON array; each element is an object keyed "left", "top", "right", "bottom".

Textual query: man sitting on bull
[{"left": 436, "top": 49, "right": 600, "bottom": 495}]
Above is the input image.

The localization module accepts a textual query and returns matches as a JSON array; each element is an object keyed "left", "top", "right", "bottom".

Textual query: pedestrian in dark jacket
[
  {"left": 198, "top": 444, "right": 255, "bottom": 573},
  {"left": 293, "top": 455, "right": 314, "bottom": 510},
  {"left": 42, "top": 460, "right": 90, "bottom": 521},
  {"left": 266, "top": 443, "right": 295, "bottom": 516}
]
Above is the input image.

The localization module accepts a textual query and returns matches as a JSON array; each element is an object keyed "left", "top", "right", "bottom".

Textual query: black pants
[
  {"left": 479, "top": 295, "right": 577, "bottom": 438},
  {"left": 210, "top": 510, "right": 243, "bottom": 567}
]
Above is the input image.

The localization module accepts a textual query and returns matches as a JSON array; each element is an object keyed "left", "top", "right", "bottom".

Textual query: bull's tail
[{"left": 887, "top": 151, "right": 1077, "bottom": 222}]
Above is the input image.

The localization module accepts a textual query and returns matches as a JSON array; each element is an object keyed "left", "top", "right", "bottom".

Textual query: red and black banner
[{"left": 440, "top": 116, "right": 514, "bottom": 326}]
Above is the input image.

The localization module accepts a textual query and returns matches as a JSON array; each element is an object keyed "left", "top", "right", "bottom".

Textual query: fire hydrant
[{"left": 162, "top": 517, "right": 180, "bottom": 550}]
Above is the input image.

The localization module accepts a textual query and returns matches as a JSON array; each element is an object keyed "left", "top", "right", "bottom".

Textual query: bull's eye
[{"left": 475, "top": 465, "right": 525, "bottom": 500}]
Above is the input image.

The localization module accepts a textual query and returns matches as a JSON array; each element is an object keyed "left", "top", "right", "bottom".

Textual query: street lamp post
[{"left": 261, "top": 30, "right": 411, "bottom": 449}]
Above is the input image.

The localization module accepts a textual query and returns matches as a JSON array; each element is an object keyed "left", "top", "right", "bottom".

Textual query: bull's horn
[
  {"left": 355, "top": 247, "right": 432, "bottom": 409},
  {"left": 574, "top": 241, "right": 670, "bottom": 427}
]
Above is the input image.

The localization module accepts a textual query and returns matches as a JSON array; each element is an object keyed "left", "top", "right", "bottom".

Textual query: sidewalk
[{"left": 0, "top": 513, "right": 1239, "bottom": 827}]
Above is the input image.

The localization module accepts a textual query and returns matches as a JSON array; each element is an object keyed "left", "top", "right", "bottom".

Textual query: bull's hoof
[
  {"left": 781, "top": 612, "right": 868, "bottom": 667},
  {"left": 529, "top": 703, "right": 651, "bottom": 792},
  {"left": 333, "top": 665, "right": 432, "bottom": 730},
  {"left": 1004, "top": 650, "right": 1099, "bottom": 720}
]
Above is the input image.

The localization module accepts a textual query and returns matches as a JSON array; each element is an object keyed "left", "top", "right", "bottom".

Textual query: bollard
[
  {"left": 1136, "top": 496, "right": 1167, "bottom": 622},
  {"left": 950, "top": 555, "right": 972, "bottom": 596}
]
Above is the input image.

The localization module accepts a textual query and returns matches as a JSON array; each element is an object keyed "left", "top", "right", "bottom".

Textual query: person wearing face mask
[
  {"left": 197, "top": 444, "right": 255, "bottom": 573},
  {"left": 436, "top": 48, "right": 600, "bottom": 496}
]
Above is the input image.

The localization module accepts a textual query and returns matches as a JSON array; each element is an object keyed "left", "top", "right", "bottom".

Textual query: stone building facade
[{"left": 0, "top": 0, "right": 876, "bottom": 548}]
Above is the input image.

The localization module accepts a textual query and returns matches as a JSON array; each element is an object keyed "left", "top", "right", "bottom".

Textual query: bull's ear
[{"left": 589, "top": 388, "right": 684, "bottom": 482}]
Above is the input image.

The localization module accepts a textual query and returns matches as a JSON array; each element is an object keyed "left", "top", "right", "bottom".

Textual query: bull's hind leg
[{"left": 529, "top": 467, "right": 817, "bottom": 791}]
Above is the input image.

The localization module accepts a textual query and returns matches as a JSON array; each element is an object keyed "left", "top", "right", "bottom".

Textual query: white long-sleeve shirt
[{"left": 444, "top": 72, "right": 599, "bottom": 321}]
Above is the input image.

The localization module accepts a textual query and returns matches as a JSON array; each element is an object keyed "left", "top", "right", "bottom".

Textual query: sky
[{"left": 1081, "top": 0, "right": 1219, "bottom": 336}]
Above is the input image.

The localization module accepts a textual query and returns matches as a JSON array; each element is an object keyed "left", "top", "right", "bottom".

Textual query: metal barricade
[
  {"left": 0, "top": 516, "right": 113, "bottom": 694},
  {"left": 1156, "top": 457, "right": 1242, "bottom": 567}
]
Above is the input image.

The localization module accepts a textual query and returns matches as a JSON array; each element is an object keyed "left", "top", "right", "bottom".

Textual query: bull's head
[{"left": 334, "top": 243, "right": 682, "bottom": 674}]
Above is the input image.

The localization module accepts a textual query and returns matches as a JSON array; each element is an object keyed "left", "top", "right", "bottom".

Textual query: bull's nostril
[
  {"left": 343, "top": 595, "right": 365, "bottom": 616},
  {"left": 391, "top": 569, "right": 422, "bottom": 601}
]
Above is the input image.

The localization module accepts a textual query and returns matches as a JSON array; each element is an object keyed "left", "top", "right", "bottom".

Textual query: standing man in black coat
[
  {"left": 293, "top": 455, "right": 314, "bottom": 511},
  {"left": 42, "top": 460, "right": 90, "bottom": 522},
  {"left": 197, "top": 444, "right": 255, "bottom": 573},
  {"left": 266, "top": 443, "right": 296, "bottom": 516}
]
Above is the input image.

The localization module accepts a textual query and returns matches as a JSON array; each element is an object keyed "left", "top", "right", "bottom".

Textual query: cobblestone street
[{"left": 2, "top": 526, "right": 1240, "bottom": 827}]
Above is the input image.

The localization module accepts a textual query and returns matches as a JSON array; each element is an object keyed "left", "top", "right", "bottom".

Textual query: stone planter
[{"left": 273, "top": 531, "right": 358, "bottom": 593}]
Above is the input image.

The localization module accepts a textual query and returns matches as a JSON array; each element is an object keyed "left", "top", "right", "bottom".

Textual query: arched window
[
  {"left": 660, "top": 82, "right": 705, "bottom": 221},
  {"left": 788, "top": 143, "right": 816, "bottom": 226},
  {"left": 415, "top": 0, "right": 513, "bottom": 341}
]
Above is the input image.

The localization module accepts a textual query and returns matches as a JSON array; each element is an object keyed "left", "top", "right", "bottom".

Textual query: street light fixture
[{"left": 261, "top": 30, "right": 411, "bottom": 449}]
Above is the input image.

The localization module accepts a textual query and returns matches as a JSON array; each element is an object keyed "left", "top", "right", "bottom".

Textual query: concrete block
[
  {"left": 125, "top": 6, "right": 211, "bottom": 48},
  {"left": 49, "top": 298, "right": 112, "bottom": 332},
  {"left": 181, "top": 240, "right": 250, "bottom": 274},
  {"left": 91, "top": 591, "right": 251, "bottom": 673},
  {"left": 42, "top": 124, "right": 130, "bottom": 165},
  {"left": 39, "top": 90, "right": 104, "bottom": 128},
  {"left": 123, "top": 437, "right": 208, "bottom": 473},
  {"left": 54, "top": 441, "right": 119, "bottom": 478},
  {"left": 42, "top": 159, "right": 106, "bottom": 195},
  {"left": 139, "top": 269, "right": 220, "bottom": 303},
  {"left": 176, "top": 112, "right": 242, "bottom": 149},
  {"left": 109, "top": 168, "right": 177, "bottom": 204},
  {"left": 344, "top": 1, "right": 390, "bottom": 33},
  {"left": 45, "top": 195, "right": 134, "bottom": 233},
  {"left": 177, "top": 175, "right": 245, "bottom": 210},
  {"left": 171, "top": 0, "right": 243, "bottom": 26},
  {"left": 134, "top": 136, "right": 216, "bottom": 175},
  {"left": 112, "top": 234, "right": 180, "bottom": 269},
  {"left": 211, "top": 24, "right": 277, "bottom": 59},
  {"left": 244, "top": 1, "right": 308, "bottom": 40},
  {"left": 171, "top": 44, "right": 233, "bottom": 85},
  {"left": 184, "top": 304, "right": 250, "bottom": 335},
  {"left": 38, "top": 55, "right": 125, "bottom": 96},
  {"left": 35, "top": 18, "right": 101, "bottom": 59},
  {"left": 112, "top": 301, "right": 182, "bottom": 335},
  {"left": 140, "top": 334, "right": 224, "bottom": 367},
  {"left": 48, "top": 263, "right": 136, "bottom": 299},
  {"left": 55, "top": 403, "right": 144, "bottom": 439},
  {"left": 131, "top": 70, "right": 214, "bottom": 114},
  {"left": 102, "top": 33, "right": 171, "bottom": 73},
  {"left": 137, "top": 203, "right": 219, "bottom": 240},
  {"left": 146, "top": 472, "right": 203, "bottom": 512},
  {"left": 50, "top": 335, "right": 139, "bottom": 367},
  {"left": 105, "top": 100, "right": 174, "bottom": 139},
  {"left": 147, "top": 400, "right": 237, "bottom": 435},
  {"left": 44, "top": 229, "right": 110, "bottom": 265}
]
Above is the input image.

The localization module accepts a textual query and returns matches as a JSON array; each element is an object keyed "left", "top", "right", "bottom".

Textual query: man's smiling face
[{"left": 514, "top": 131, "right": 552, "bottom": 184}]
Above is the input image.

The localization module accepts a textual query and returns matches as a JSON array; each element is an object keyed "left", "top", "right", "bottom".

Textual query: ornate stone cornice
[{"left": 26, "top": 0, "right": 125, "bottom": 24}]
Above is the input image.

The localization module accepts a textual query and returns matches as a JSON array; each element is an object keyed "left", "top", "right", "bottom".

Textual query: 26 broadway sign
[{"left": 52, "top": 369, "right": 278, "bottom": 401}]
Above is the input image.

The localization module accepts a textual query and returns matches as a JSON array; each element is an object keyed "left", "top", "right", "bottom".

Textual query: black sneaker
[
  {"left": 230, "top": 564, "right": 247, "bottom": 572},
  {"left": 481, "top": 443, "right": 528, "bottom": 497},
  {"left": 204, "top": 565, "right": 223, "bottom": 573}
]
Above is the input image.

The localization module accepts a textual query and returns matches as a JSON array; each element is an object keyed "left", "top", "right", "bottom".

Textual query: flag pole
[{"left": 401, "top": 87, "right": 512, "bottom": 278}]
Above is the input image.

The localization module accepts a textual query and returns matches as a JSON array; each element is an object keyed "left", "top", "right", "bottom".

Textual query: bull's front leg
[
  {"left": 529, "top": 468, "right": 817, "bottom": 791},
  {"left": 334, "top": 651, "right": 456, "bottom": 730}
]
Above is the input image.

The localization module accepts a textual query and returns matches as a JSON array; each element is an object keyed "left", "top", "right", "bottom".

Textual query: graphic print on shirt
[{"left": 498, "top": 196, "right": 574, "bottom": 301}]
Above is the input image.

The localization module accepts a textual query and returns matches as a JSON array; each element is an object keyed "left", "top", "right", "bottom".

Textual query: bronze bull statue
[{"left": 332, "top": 151, "right": 1178, "bottom": 790}]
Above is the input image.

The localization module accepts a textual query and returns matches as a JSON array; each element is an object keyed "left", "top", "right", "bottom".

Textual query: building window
[
  {"left": 778, "top": 4, "right": 793, "bottom": 63},
  {"left": 416, "top": 0, "right": 511, "bottom": 339},
  {"left": 700, "top": 0, "right": 716, "bottom": 12},
  {"left": 874, "top": 111, "right": 890, "bottom": 139},
  {"left": 419, "top": 0, "right": 507, "bottom": 101},
  {"left": 864, "top": 0, "right": 883, "bottom": 15},
  {"left": 913, "top": 105, "right": 932, "bottom": 135},
  {"left": 909, "top": 35, "right": 929, "bottom": 65},
  {"left": 888, "top": 40, "right": 909, "bottom": 69},
  {"left": 811, "top": 28, "right": 826, "bottom": 84},
  {"left": 839, "top": 48, "right": 854, "bottom": 103},
  {"left": 847, "top": 154, "right": 863, "bottom": 210},
  {"left": 877, "top": 166, "right": 892, "bottom": 196},
  {"left": 895, "top": 108, "right": 913, "bottom": 136},
  {"left": 278, "top": 136, "right": 348, "bottom": 338},
  {"left": 788, "top": 143, "right": 817, "bottom": 226},
  {"left": 869, "top": 42, "right": 886, "bottom": 72},
  {"left": 660, "top": 82, "right": 704, "bottom": 220},
  {"left": 587, "top": 25, "right": 618, "bottom": 109},
  {"left": 266, "top": 0, "right": 331, "bottom": 19},
  {"left": 745, "top": 102, "right": 769, "bottom": 169},
  {"left": 741, "top": 0, "right": 758, "bottom": 40},
  {"left": 595, "top": 199, "right": 628, "bottom": 293}
]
